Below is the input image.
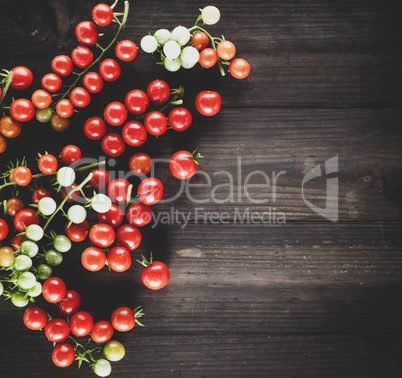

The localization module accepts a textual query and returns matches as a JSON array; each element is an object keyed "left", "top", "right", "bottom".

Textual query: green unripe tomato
[
  {"left": 53, "top": 234, "right": 71, "bottom": 253},
  {"left": 11, "top": 291, "right": 29, "bottom": 307},
  {"left": 25, "top": 224, "right": 44, "bottom": 242},
  {"left": 14, "top": 255, "right": 32, "bottom": 271},
  {"left": 45, "top": 249, "right": 63, "bottom": 266},
  {"left": 20, "top": 240, "right": 39, "bottom": 258},
  {"left": 38, "top": 197, "right": 57, "bottom": 216},
  {"left": 93, "top": 359, "right": 112, "bottom": 377},
  {"left": 37, "top": 264, "right": 52, "bottom": 280},
  {"left": 28, "top": 281, "right": 42, "bottom": 297},
  {"left": 17, "top": 271, "right": 37, "bottom": 290},
  {"left": 36, "top": 108, "right": 53, "bottom": 123},
  {"left": 103, "top": 340, "right": 125, "bottom": 362}
]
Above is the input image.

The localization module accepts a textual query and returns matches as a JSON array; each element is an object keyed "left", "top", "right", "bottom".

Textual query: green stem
[
  {"left": 0, "top": 71, "right": 13, "bottom": 107},
  {"left": 75, "top": 160, "right": 106, "bottom": 172}
]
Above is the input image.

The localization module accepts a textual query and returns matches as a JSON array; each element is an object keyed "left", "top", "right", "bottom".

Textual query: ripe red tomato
[
  {"left": 61, "top": 183, "right": 81, "bottom": 203},
  {"left": 92, "top": 3, "right": 113, "bottom": 26},
  {"left": 107, "top": 246, "right": 132, "bottom": 272},
  {"left": 81, "top": 246, "right": 107, "bottom": 271},
  {"left": 89, "top": 168, "right": 110, "bottom": 189},
  {"left": 45, "top": 318, "right": 70, "bottom": 342},
  {"left": 140, "top": 258, "right": 170, "bottom": 290},
  {"left": 38, "top": 154, "right": 58, "bottom": 175},
  {"left": 70, "top": 87, "right": 91, "bottom": 108},
  {"left": 99, "top": 59, "right": 121, "bottom": 82},
  {"left": 126, "top": 202, "right": 152, "bottom": 227},
  {"left": 52, "top": 343, "right": 75, "bottom": 368},
  {"left": 51, "top": 55, "right": 73, "bottom": 77},
  {"left": 125, "top": 89, "right": 149, "bottom": 115},
  {"left": 111, "top": 307, "right": 135, "bottom": 332},
  {"left": 10, "top": 66, "right": 33, "bottom": 90},
  {"left": 23, "top": 307, "right": 48, "bottom": 330},
  {"left": 41, "top": 73, "right": 62, "bottom": 92},
  {"left": 107, "top": 178, "right": 131, "bottom": 204},
  {"left": 102, "top": 133, "right": 125, "bottom": 157},
  {"left": 7, "top": 198, "right": 24, "bottom": 217},
  {"left": 216, "top": 40, "right": 236, "bottom": 60},
  {"left": 195, "top": 91, "right": 222, "bottom": 116},
  {"left": 57, "top": 290, "right": 81, "bottom": 316},
  {"left": 56, "top": 99, "right": 74, "bottom": 118},
  {"left": 199, "top": 48, "right": 218, "bottom": 68},
  {"left": 116, "top": 224, "right": 141, "bottom": 251},
  {"left": 115, "top": 40, "right": 138, "bottom": 61},
  {"left": 43, "top": 277, "right": 67, "bottom": 303},
  {"left": 147, "top": 79, "right": 170, "bottom": 105},
  {"left": 14, "top": 208, "right": 39, "bottom": 232},
  {"left": 104, "top": 101, "right": 127, "bottom": 126},
  {"left": 137, "top": 177, "right": 163, "bottom": 205},
  {"left": 144, "top": 111, "right": 167, "bottom": 136},
  {"left": 229, "top": 58, "right": 250, "bottom": 79},
  {"left": 128, "top": 152, "right": 151, "bottom": 176},
  {"left": 75, "top": 21, "right": 98, "bottom": 46},
  {"left": 122, "top": 121, "right": 147, "bottom": 147},
  {"left": 71, "top": 45, "right": 94, "bottom": 68},
  {"left": 61, "top": 144, "right": 81, "bottom": 165},
  {"left": 12, "top": 166, "right": 32, "bottom": 186},
  {"left": 10, "top": 99, "right": 35, "bottom": 122},
  {"left": 98, "top": 203, "right": 124, "bottom": 228},
  {"left": 0, "top": 219, "right": 8, "bottom": 241},
  {"left": 0, "top": 116, "right": 22, "bottom": 138},
  {"left": 12, "top": 235, "right": 25, "bottom": 251},
  {"left": 32, "top": 188, "right": 51, "bottom": 204},
  {"left": 191, "top": 32, "right": 209, "bottom": 50},
  {"left": 65, "top": 220, "right": 89, "bottom": 242},
  {"left": 0, "top": 135, "right": 6, "bottom": 153},
  {"left": 168, "top": 107, "right": 192, "bottom": 132},
  {"left": 70, "top": 311, "right": 93, "bottom": 337},
  {"left": 83, "top": 71, "right": 104, "bottom": 93},
  {"left": 89, "top": 223, "right": 115, "bottom": 248},
  {"left": 31, "top": 89, "right": 52, "bottom": 109},
  {"left": 169, "top": 150, "right": 200, "bottom": 179},
  {"left": 84, "top": 117, "right": 107, "bottom": 140},
  {"left": 91, "top": 321, "right": 114, "bottom": 344}
]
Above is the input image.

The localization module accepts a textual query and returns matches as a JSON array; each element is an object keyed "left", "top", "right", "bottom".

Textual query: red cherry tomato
[
  {"left": 65, "top": 220, "right": 89, "bottom": 242},
  {"left": 0, "top": 135, "right": 6, "bottom": 153},
  {"left": 71, "top": 45, "right": 94, "bottom": 68},
  {"left": 92, "top": 3, "right": 113, "bottom": 26},
  {"left": 70, "top": 311, "right": 93, "bottom": 337},
  {"left": 0, "top": 219, "right": 8, "bottom": 241},
  {"left": 12, "top": 166, "right": 32, "bottom": 186},
  {"left": 144, "top": 111, "right": 167, "bottom": 136},
  {"left": 191, "top": 32, "right": 209, "bottom": 50},
  {"left": 116, "top": 224, "right": 141, "bottom": 251},
  {"left": 115, "top": 40, "right": 138, "bottom": 61},
  {"left": 52, "top": 343, "right": 75, "bottom": 368},
  {"left": 14, "top": 208, "right": 39, "bottom": 232},
  {"left": 31, "top": 89, "right": 52, "bottom": 109},
  {"left": 99, "top": 59, "right": 121, "bottom": 82},
  {"left": 107, "top": 246, "right": 132, "bottom": 272},
  {"left": 141, "top": 260, "right": 170, "bottom": 290},
  {"left": 91, "top": 321, "right": 114, "bottom": 344},
  {"left": 10, "top": 99, "right": 35, "bottom": 122},
  {"left": 56, "top": 99, "right": 74, "bottom": 118},
  {"left": 104, "top": 101, "right": 127, "bottom": 126},
  {"left": 102, "top": 133, "right": 125, "bottom": 157},
  {"left": 45, "top": 318, "right": 70, "bottom": 342},
  {"left": 23, "top": 307, "right": 48, "bottom": 330},
  {"left": 128, "top": 152, "right": 151, "bottom": 176},
  {"left": 216, "top": 40, "right": 236, "bottom": 60},
  {"left": 168, "top": 107, "right": 192, "bottom": 132},
  {"left": 51, "top": 55, "right": 73, "bottom": 77},
  {"left": 169, "top": 150, "right": 198, "bottom": 179},
  {"left": 126, "top": 202, "right": 152, "bottom": 227},
  {"left": 125, "top": 89, "right": 149, "bottom": 115},
  {"left": 229, "top": 58, "right": 251, "bottom": 79},
  {"left": 89, "top": 168, "right": 110, "bottom": 189},
  {"left": 199, "top": 48, "right": 218, "bottom": 68},
  {"left": 137, "top": 177, "right": 163, "bottom": 205},
  {"left": 195, "top": 91, "right": 222, "bottom": 116},
  {"left": 111, "top": 307, "right": 135, "bottom": 332},
  {"left": 61, "top": 183, "right": 81, "bottom": 203},
  {"left": 7, "top": 198, "right": 24, "bottom": 217},
  {"left": 122, "top": 121, "right": 147, "bottom": 147},
  {"left": 32, "top": 188, "right": 51, "bottom": 204},
  {"left": 57, "top": 290, "right": 81, "bottom": 316},
  {"left": 83, "top": 71, "right": 104, "bottom": 93},
  {"left": 61, "top": 144, "right": 81, "bottom": 165},
  {"left": 12, "top": 235, "right": 25, "bottom": 251},
  {"left": 10, "top": 66, "right": 33, "bottom": 90},
  {"left": 0, "top": 116, "right": 21, "bottom": 138},
  {"left": 147, "top": 79, "right": 170, "bottom": 105},
  {"left": 75, "top": 21, "right": 98, "bottom": 46},
  {"left": 84, "top": 117, "right": 107, "bottom": 140},
  {"left": 107, "top": 179, "right": 131, "bottom": 204},
  {"left": 89, "top": 223, "right": 115, "bottom": 248},
  {"left": 38, "top": 154, "right": 58, "bottom": 175},
  {"left": 98, "top": 203, "right": 124, "bottom": 228},
  {"left": 41, "top": 73, "right": 62, "bottom": 92},
  {"left": 43, "top": 277, "right": 67, "bottom": 303},
  {"left": 81, "top": 246, "right": 107, "bottom": 271},
  {"left": 70, "top": 87, "right": 91, "bottom": 108}
]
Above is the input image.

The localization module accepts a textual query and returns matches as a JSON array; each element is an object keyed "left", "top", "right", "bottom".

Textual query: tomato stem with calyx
[
  {"left": 0, "top": 70, "right": 13, "bottom": 107},
  {"left": 137, "top": 252, "right": 153, "bottom": 267}
]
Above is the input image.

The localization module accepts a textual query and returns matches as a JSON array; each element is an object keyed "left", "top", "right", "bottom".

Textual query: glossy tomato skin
[
  {"left": 84, "top": 116, "right": 106, "bottom": 140},
  {"left": 99, "top": 59, "right": 121, "bottom": 82},
  {"left": 115, "top": 40, "right": 138, "bottom": 62},
  {"left": 0, "top": 219, "right": 8, "bottom": 241},
  {"left": 125, "top": 89, "right": 149, "bottom": 115},
  {"left": 116, "top": 224, "right": 141, "bottom": 251},
  {"left": 199, "top": 48, "right": 218, "bottom": 68},
  {"left": 141, "top": 261, "right": 170, "bottom": 290},
  {"left": 38, "top": 154, "right": 58, "bottom": 175},
  {"left": 51, "top": 114, "right": 70, "bottom": 132},
  {"left": 137, "top": 178, "right": 163, "bottom": 205},
  {"left": 70, "top": 311, "right": 93, "bottom": 337},
  {"left": 126, "top": 202, "right": 152, "bottom": 227},
  {"left": 0, "top": 116, "right": 22, "bottom": 138},
  {"left": 92, "top": 3, "right": 113, "bottom": 26},
  {"left": 191, "top": 31, "right": 209, "bottom": 50},
  {"left": 104, "top": 101, "right": 127, "bottom": 126},
  {"left": 65, "top": 220, "right": 89, "bottom": 242},
  {"left": 102, "top": 133, "right": 125, "bottom": 157},
  {"left": 107, "top": 179, "right": 131, "bottom": 204},
  {"left": 43, "top": 277, "right": 67, "bottom": 303},
  {"left": 41, "top": 73, "right": 62, "bottom": 92},
  {"left": 89, "top": 168, "right": 110, "bottom": 189},
  {"left": 81, "top": 246, "right": 107, "bottom": 271},
  {"left": 107, "top": 246, "right": 132, "bottom": 272},
  {"left": 12, "top": 166, "right": 32, "bottom": 186},
  {"left": 12, "top": 235, "right": 25, "bottom": 251},
  {"left": 31, "top": 90, "right": 52, "bottom": 109},
  {"left": 52, "top": 343, "right": 75, "bottom": 368},
  {"left": 61, "top": 145, "right": 81, "bottom": 165},
  {"left": 75, "top": 21, "right": 98, "bottom": 46},
  {"left": 195, "top": 91, "right": 222, "bottom": 116},
  {"left": 168, "top": 107, "right": 192, "bottom": 132},
  {"left": 57, "top": 290, "right": 81, "bottom": 316},
  {"left": 122, "top": 121, "right": 147, "bottom": 147},
  {"left": 0, "top": 135, "right": 6, "bottom": 153},
  {"left": 7, "top": 198, "right": 24, "bottom": 217},
  {"left": 83, "top": 72, "right": 103, "bottom": 93},
  {"left": 45, "top": 318, "right": 70, "bottom": 342},
  {"left": 128, "top": 152, "right": 151, "bottom": 176},
  {"left": 70, "top": 87, "right": 91, "bottom": 108},
  {"left": 89, "top": 223, "right": 115, "bottom": 248},
  {"left": 56, "top": 99, "right": 74, "bottom": 118},
  {"left": 71, "top": 45, "right": 94, "bottom": 68},
  {"left": 229, "top": 58, "right": 250, "bottom": 79},
  {"left": 23, "top": 307, "right": 48, "bottom": 330},
  {"left": 51, "top": 55, "right": 73, "bottom": 76},
  {"left": 14, "top": 208, "right": 39, "bottom": 232},
  {"left": 98, "top": 203, "right": 124, "bottom": 228},
  {"left": 169, "top": 150, "right": 197, "bottom": 179},
  {"left": 144, "top": 111, "right": 167, "bottom": 136},
  {"left": 216, "top": 40, "right": 236, "bottom": 60},
  {"left": 10, "top": 99, "right": 35, "bottom": 122},
  {"left": 111, "top": 307, "right": 135, "bottom": 332},
  {"left": 10, "top": 66, "right": 33, "bottom": 90},
  {"left": 91, "top": 320, "right": 114, "bottom": 344},
  {"left": 32, "top": 188, "right": 51, "bottom": 204},
  {"left": 147, "top": 79, "right": 170, "bottom": 105}
]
